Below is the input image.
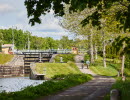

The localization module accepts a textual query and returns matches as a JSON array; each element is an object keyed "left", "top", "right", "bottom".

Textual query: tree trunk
[
  {"left": 102, "top": 31, "right": 107, "bottom": 68},
  {"left": 90, "top": 33, "right": 94, "bottom": 63},
  {"left": 94, "top": 44, "right": 98, "bottom": 60},
  {"left": 121, "top": 54, "right": 125, "bottom": 77},
  {"left": 121, "top": 41, "right": 125, "bottom": 77}
]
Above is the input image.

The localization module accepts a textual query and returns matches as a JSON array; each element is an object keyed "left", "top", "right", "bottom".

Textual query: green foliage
[
  {"left": 0, "top": 33, "right": 3, "bottom": 52},
  {"left": 0, "top": 54, "right": 14, "bottom": 64},
  {"left": 106, "top": 45, "right": 119, "bottom": 59},
  {"left": 112, "top": 36, "right": 130, "bottom": 55},
  {"left": 0, "top": 45, "right": 1, "bottom": 52},
  {"left": 84, "top": 54, "right": 90, "bottom": 62},
  {"left": 104, "top": 77, "right": 130, "bottom": 100},
  {"left": 35, "top": 61, "right": 81, "bottom": 78},
  {"left": 25, "top": 0, "right": 130, "bottom": 31},
  {"left": 59, "top": 36, "right": 73, "bottom": 49},
  {"left": 54, "top": 54, "right": 76, "bottom": 63},
  {"left": 0, "top": 29, "right": 77, "bottom": 50},
  {"left": 125, "top": 53, "right": 130, "bottom": 69},
  {"left": 0, "top": 74, "right": 92, "bottom": 100}
]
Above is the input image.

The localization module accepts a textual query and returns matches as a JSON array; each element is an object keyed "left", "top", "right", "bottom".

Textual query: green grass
[
  {"left": 0, "top": 74, "right": 92, "bottom": 100},
  {"left": 104, "top": 77, "right": 130, "bottom": 100},
  {"left": 54, "top": 54, "right": 76, "bottom": 63},
  {"left": 0, "top": 54, "right": 14, "bottom": 64},
  {"left": 104, "top": 66, "right": 130, "bottom": 100},
  {"left": 36, "top": 61, "right": 82, "bottom": 78},
  {"left": 88, "top": 56, "right": 118, "bottom": 76}
]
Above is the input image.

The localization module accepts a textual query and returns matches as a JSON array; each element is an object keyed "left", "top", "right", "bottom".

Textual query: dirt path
[
  {"left": 74, "top": 54, "right": 96, "bottom": 76},
  {"left": 38, "top": 54, "right": 115, "bottom": 100}
]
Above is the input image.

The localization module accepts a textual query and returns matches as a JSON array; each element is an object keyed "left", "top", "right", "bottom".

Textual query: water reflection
[{"left": 0, "top": 77, "right": 45, "bottom": 92}]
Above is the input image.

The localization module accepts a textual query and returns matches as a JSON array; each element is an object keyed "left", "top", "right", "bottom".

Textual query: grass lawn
[
  {"left": 0, "top": 54, "right": 14, "bottom": 64},
  {"left": 35, "top": 61, "right": 82, "bottom": 78}
]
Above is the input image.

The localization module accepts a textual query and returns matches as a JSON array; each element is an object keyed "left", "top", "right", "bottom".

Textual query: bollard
[
  {"left": 110, "top": 89, "right": 120, "bottom": 100},
  {"left": 122, "top": 76, "right": 126, "bottom": 82},
  {"left": 117, "top": 71, "right": 120, "bottom": 77}
]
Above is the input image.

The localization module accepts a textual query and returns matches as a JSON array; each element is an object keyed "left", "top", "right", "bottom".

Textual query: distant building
[
  {"left": 72, "top": 46, "right": 78, "bottom": 54},
  {"left": 2, "top": 44, "right": 14, "bottom": 54}
]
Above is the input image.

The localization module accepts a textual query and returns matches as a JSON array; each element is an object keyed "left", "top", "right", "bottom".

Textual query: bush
[
  {"left": 104, "top": 78, "right": 130, "bottom": 100},
  {"left": 84, "top": 54, "right": 90, "bottom": 62},
  {"left": 54, "top": 54, "right": 76, "bottom": 63},
  {"left": 125, "top": 53, "right": 130, "bottom": 69},
  {"left": 105, "top": 45, "right": 119, "bottom": 59}
]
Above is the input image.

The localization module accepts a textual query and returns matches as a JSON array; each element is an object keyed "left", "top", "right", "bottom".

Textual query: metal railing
[{"left": 14, "top": 49, "right": 88, "bottom": 54}]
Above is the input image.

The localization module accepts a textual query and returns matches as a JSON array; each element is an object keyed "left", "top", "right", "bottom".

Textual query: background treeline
[{"left": 0, "top": 28, "right": 87, "bottom": 50}]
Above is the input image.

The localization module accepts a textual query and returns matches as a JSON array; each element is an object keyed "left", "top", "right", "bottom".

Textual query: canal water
[{"left": 0, "top": 77, "right": 45, "bottom": 92}]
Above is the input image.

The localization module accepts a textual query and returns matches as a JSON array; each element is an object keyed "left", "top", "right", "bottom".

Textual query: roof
[{"left": 2, "top": 44, "right": 13, "bottom": 48}]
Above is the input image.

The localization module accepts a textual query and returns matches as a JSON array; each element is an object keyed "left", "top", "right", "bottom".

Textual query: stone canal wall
[{"left": 0, "top": 65, "right": 24, "bottom": 78}]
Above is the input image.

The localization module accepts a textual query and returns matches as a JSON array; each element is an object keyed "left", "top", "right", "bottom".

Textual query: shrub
[
  {"left": 54, "top": 54, "right": 76, "bottom": 63},
  {"left": 84, "top": 54, "right": 90, "bottom": 62},
  {"left": 125, "top": 53, "right": 130, "bottom": 69}
]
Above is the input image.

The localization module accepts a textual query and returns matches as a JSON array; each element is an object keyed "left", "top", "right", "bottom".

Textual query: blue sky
[{"left": 0, "top": 0, "right": 72, "bottom": 39}]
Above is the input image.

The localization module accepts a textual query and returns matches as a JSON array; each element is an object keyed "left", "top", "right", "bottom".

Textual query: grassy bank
[
  {"left": 0, "top": 54, "right": 14, "bottom": 64},
  {"left": 0, "top": 74, "right": 92, "bottom": 100},
  {"left": 104, "top": 66, "right": 130, "bottom": 100},
  {"left": 89, "top": 56, "right": 118, "bottom": 76},
  {"left": 104, "top": 77, "right": 130, "bottom": 100},
  {"left": 36, "top": 61, "right": 81, "bottom": 78},
  {"left": 84, "top": 55, "right": 130, "bottom": 100},
  {"left": 54, "top": 54, "right": 75, "bottom": 63}
]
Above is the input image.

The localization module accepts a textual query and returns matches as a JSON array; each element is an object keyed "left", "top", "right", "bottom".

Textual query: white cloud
[
  {"left": 0, "top": 0, "right": 74, "bottom": 40},
  {"left": 0, "top": 4, "right": 15, "bottom": 13},
  {"left": 32, "top": 31, "right": 69, "bottom": 39},
  {"left": 0, "top": 26, "right": 8, "bottom": 29}
]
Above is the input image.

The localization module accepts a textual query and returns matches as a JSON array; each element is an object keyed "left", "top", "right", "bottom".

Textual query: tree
[
  {"left": 113, "top": 35, "right": 130, "bottom": 77},
  {"left": 0, "top": 32, "right": 3, "bottom": 51},
  {"left": 25, "top": 0, "right": 130, "bottom": 31},
  {"left": 60, "top": 36, "right": 73, "bottom": 49}
]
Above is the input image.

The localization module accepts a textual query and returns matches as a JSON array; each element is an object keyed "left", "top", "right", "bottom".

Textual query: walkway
[
  {"left": 38, "top": 54, "right": 115, "bottom": 100},
  {"left": 74, "top": 54, "right": 96, "bottom": 76}
]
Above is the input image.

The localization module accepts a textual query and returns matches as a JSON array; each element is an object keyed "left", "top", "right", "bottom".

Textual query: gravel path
[
  {"left": 38, "top": 54, "right": 116, "bottom": 100},
  {"left": 74, "top": 54, "right": 96, "bottom": 76}
]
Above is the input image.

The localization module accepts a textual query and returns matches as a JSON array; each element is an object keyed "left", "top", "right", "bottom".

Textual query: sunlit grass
[
  {"left": 35, "top": 61, "right": 82, "bottom": 78},
  {"left": 90, "top": 65, "right": 118, "bottom": 76},
  {"left": 88, "top": 56, "right": 118, "bottom": 76},
  {"left": 0, "top": 54, "right": 14, "bottom": 64}
]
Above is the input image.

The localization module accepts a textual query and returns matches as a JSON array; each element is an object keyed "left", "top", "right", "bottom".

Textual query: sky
[{"left": 0, "top": 0, "right": 73, "bottom": 40}]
